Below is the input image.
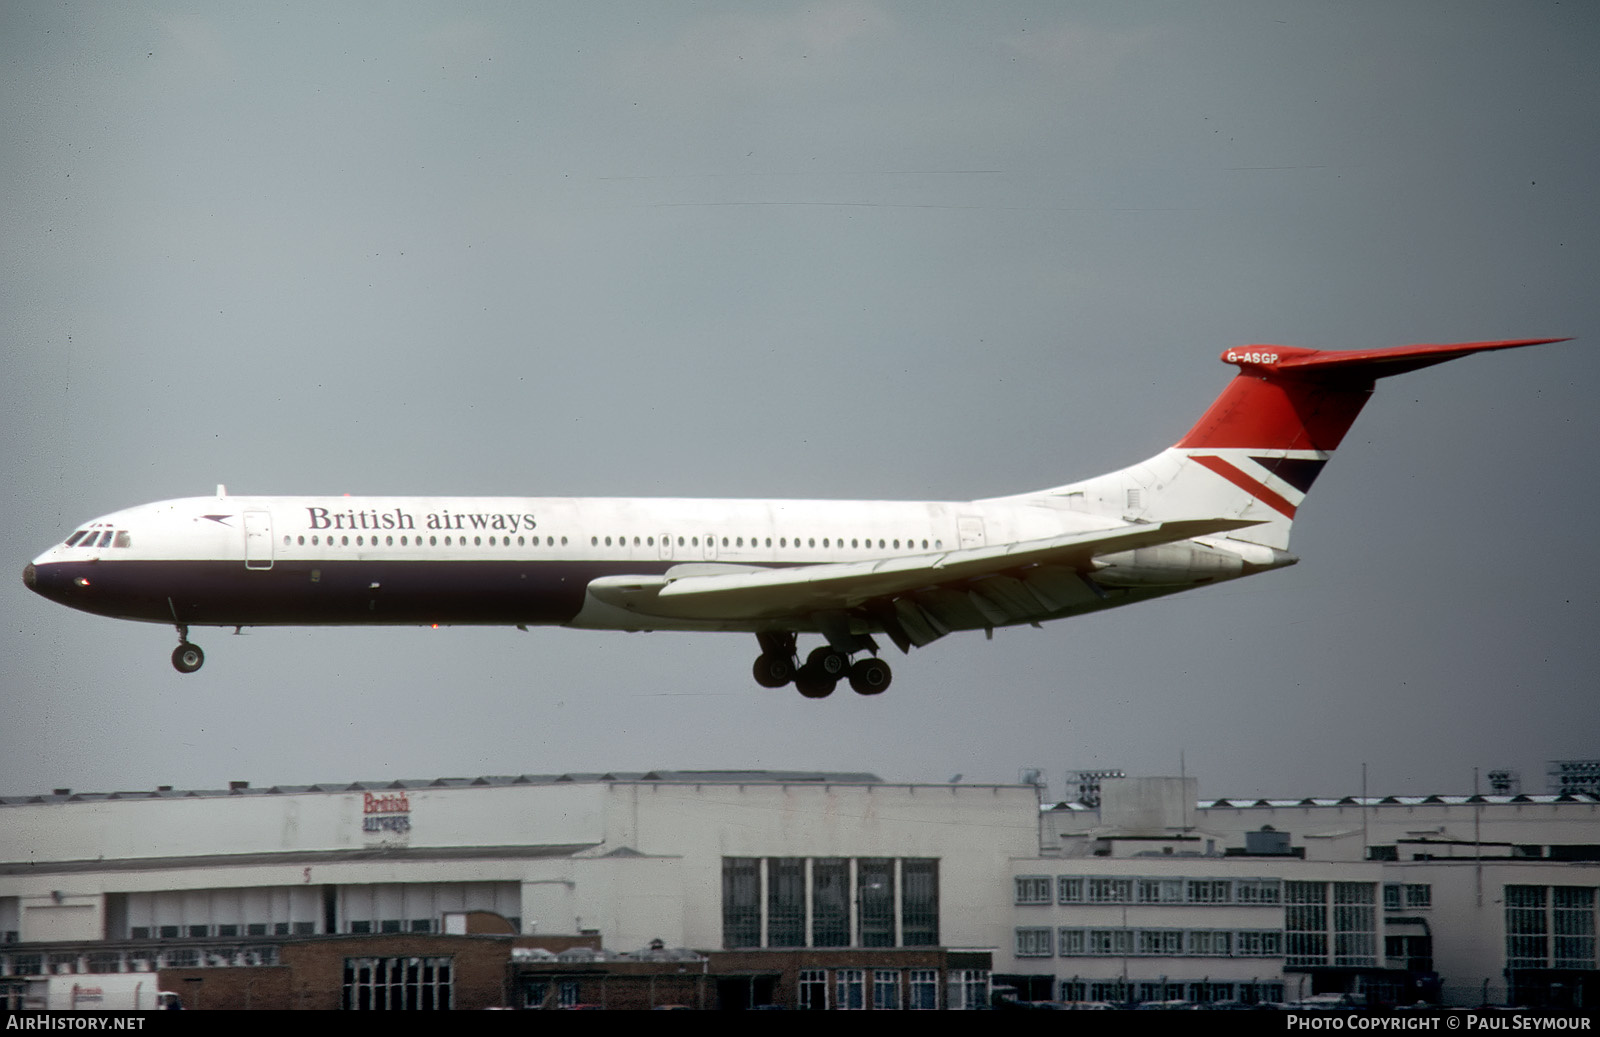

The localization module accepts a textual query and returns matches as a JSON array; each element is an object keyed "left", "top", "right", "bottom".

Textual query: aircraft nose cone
[{"left": 22, "top": 563, "right": 36, "bottom": 591}]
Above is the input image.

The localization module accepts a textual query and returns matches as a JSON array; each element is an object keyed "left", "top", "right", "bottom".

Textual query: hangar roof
[{"left": 0, "top": 769, "right": 888, "bottom": 807}]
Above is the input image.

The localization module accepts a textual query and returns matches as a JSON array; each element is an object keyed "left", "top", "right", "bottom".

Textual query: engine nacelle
[{"left": 1090, "top": 541, "right": 1246, "bottom": 587}]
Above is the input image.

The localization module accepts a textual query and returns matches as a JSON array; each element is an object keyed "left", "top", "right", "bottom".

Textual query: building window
[
  {"left": 1386, "top": 881, "right": 1432, "bottom": 911},
  {"left": 835, "top": 968, "right": 866, "bottom": 1010},
  {"left": 1137, "top": 878, "right": 1184, "bottom": 904},
  {"left": 1088, "top": 980, "right": 1127, "bottom": 1003},
  {"left": 1136, "top": 929, "right": 1183, "bottom": 956},
  {"left": 1059, "top": 926, "right": 1282, "bottom": 959},
  {"left": 1236, "top": 929, "right": 1284, "bottom": 957},
  {"left": 1058, "top": 876, "right": 1084, "bottom": 904},
  {"left": 1241, "top": 982, "right": 1286, "bottom": 1005},
  {"left": 1015, "top": 927, "right": 1053, "bottom": 957},
  {"left": 1511, "top": 885, "right": 1598, "bottom": 970},
  {"left": 1187, "top": 879, "right": 1232, "bottom": 904},
  {"left": 1189, "top": 981, "right": 1235, "bottom": 1004},
  {"left": 873, "top": 970, "right": 901, "bottom": 1011},
  {"left": 1187, "top": 929, "right": 1233, "bottom": 956},
  {"left": 798, "top": 969, "right": 828, "bottom": 1011},
  {"left": 719, "top": 856, "right": 938, "bottom": 949},
  {"left": 902, "top": 859, "right": 939, "bottom": 947},
  {"left": 1553, "top": 887, "right": 1596, "bottom": 969},
  {"left": 1285, "top": 881, "right": 1329, "bottom": 966},
  {"left": 858, "top": 859, "right": 895, "bottom": 948},
  {"left": 342, "top": 956, "right": 452, "bottom": 1010},
  {"left": 947, "top": 969, "right": 989, "bottom": 1011},
  {"left": 1507, "top": 886, "right": 1550, "bottom": 968},
  {"left": 721, "top": 858, "right": 760, "bottom": 949},
  {"left": 908, "top": 969, "right": 938, "bottom": 1010},
  {"left": 1087, "top": 928, "right": 1133, "bottom": 956},
  {"left": 812, "top": 859, "right": 850, "bottom": 948},
  {"left": 1235, "top": 878, "right": 1282, "bottom": 905},
  {"left": 1015, "top": 876, "right": 1052, "bottom": 905},
  {"left": 1088, "top": 877, "right": 1132, "bottom": 903},
  {"left": 767, "top": 858, "right": 805, "bottom": 948},
  {"left": 1333, "top": 882, "right": 1376, "bottom": 966}
]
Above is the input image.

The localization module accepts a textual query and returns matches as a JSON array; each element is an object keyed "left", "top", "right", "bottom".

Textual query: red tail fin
[{"left": 1175, "top": 338, "right": 1570, "bottom": 451}]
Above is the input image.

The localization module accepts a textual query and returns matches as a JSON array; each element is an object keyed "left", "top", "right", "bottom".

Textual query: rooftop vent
[{"left": 1245, "top": 827, "right": 1293, "bottom": 855}]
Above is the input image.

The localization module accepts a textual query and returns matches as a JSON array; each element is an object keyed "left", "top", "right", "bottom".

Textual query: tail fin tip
[{"left": 1218, "top": 337, "right": 1572, "bottom": 379}]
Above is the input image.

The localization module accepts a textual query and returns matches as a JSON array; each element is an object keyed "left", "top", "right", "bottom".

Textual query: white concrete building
[
  {"left": 0, "top": 772, "right": 1032, "bottom": 979},
  {"left": 995, "top": 776, "right": 1600, "bottom": 1007}
]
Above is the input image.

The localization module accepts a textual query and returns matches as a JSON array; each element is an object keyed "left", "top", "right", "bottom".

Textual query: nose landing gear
[{"left": 171, "top": 626, "right": 204, "bottom": 674}]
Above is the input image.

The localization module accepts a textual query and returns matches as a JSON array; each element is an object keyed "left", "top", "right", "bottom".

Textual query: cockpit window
[
  {"left": 65, "top": 531, "right": 89, "bottom": 547},
  {"left": 96, "top": 531, "right": 114, "bottom": 548},
  {"left": 113, "top": 531, "right": 132, "bottom": 548}
]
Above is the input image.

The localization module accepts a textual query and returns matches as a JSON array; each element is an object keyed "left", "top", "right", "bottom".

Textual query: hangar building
[{"left": 1, "top": 769, "right": 1595, "bottom": 1009}]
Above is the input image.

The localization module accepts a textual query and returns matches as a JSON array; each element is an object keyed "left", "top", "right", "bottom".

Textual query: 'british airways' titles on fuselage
[{"left": 306, "top": 507, "right": 538, "bottom": 534}]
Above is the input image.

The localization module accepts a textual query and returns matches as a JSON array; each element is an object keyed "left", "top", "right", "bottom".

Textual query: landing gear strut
[
  {"left": 750, "top": 634, "right": 892, "bottom": 697},
  {"left": 753, "top": 631, "right": 797, "bottom": 688},
  {"left": 171, "top": 626, "right": 204, "bottom": 674}
]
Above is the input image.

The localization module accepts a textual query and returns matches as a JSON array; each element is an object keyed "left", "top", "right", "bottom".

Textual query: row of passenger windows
[
  {"left": 65, "top": 529, "right": 131, "bottom": 548},
  {"left": 282, "top": 533, "right": 946, "bottom": 551},
  {"left": 286, "top": 534, "right": 569, "bottom": 549},
  {"left": 592, "top": 535, "right": 944, "bottom": 551}
]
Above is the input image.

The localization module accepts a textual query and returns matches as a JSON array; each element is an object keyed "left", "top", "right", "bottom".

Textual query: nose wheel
[{"left": 171, "top": 627, "right": 204, "bottom": 674}]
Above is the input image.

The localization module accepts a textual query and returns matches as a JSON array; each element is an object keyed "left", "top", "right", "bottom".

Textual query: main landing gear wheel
[
  {"left": 172, "top": 642, "right": 204, "bottom": 674},
  {"left": 848, "top": 657, "right": 892, "bottom": 695},
  {"left": 753, "top": 653, "right": 796, "bottom": 689},
  {"left": 794, "top": 670, "right": 836, "bottom": 699},
  {"left": 791, "top": 645, "right": 849, "bottom": 699},
  {"left": 806, "top": 646, "right": 850, "bottom": 679}
]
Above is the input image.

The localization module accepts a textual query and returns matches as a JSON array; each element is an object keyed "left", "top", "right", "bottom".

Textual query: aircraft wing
[{"left": 585, "top": 518, "right": 1258, "bottom": 646}]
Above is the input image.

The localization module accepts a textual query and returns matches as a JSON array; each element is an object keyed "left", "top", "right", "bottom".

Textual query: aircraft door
[
  {"left": 244, "top": 511, "right": 274, "bottom": 570},
  {"left": 958, "top": 516, "right": 986, "bottom": 549}
]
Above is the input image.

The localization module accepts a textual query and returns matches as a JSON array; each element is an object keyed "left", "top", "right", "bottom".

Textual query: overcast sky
[{"left": 4, "top": 2, "right": 1596, "bottom": 804}]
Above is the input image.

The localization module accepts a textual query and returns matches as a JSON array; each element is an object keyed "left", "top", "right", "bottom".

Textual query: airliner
[{"left": 23, "top": 337, "right": 1568, "bottom": 697}]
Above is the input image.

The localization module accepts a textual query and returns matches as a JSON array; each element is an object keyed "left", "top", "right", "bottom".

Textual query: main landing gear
[
  {"left": 751, "top": 633, "right": 892, "bottom": 698},
  {"left": 171, "top": 626, "right": 204, "bottom": 674}
]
